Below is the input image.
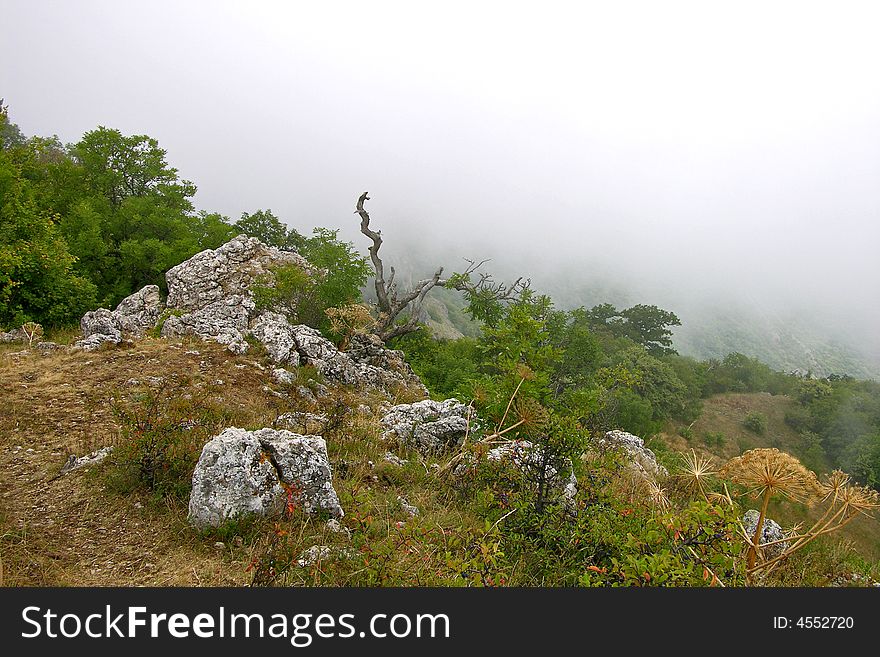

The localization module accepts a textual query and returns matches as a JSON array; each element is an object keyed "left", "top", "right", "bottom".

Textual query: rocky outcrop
[
  {"left": 598, "top": 430, "right": 668, "bottom": 479},
  {"left": 380, "top": 399, "right": 474, "bottom": 455},
  {"left": 75, "top": 285, "right": 163, "bottom": 350},
  {"left": 346, "top": 333, "right": 427, "bottom": 395},
  {"left": 161, "top": 236, "right": 310, "bottom": 352},
  {"left": 742, "top": 510, "right": 788, "bottom": 559},
  {"left": 487, "top": 440, "right": 578, "bottom": 508},
  {"left": 188, "top": 427, "right": 343, "bottom": 528},
  {"left": 68, "top": 236, "right": 429, "bottom": 396},
  {"left": 252, "top": 312, "right": 428, "bottom": 396},
  {"left": 250, "top": 312, "right": 301, "bottom": 366}
]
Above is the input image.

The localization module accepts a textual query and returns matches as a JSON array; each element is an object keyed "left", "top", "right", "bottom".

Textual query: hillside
[
  {"left": 661, "top": 392, "right": 880, "bottom": 564},
  {"left": 0, "top": 337, "right": 461, "bottom": 585}
]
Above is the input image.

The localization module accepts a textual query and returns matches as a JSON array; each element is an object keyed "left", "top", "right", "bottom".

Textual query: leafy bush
[
  {"left": 703, "top": 431, "right": 726, "bottom": 447},
  {"left": 253, "top": 228, "right": 371, "bottom": 335},
  {"left": 742, "top": 412, "right": 767, "bottom": 435},
  {"left": 104, "top": 383, "right": 236, "bottom": 500}
]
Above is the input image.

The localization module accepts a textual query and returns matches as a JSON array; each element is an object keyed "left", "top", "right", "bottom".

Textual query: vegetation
[{"left": 3, "top": 102, "right": 880, "bottom": 588}]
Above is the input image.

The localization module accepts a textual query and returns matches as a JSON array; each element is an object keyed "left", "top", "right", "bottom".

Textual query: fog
[{"left": 3, "top": 1, "right": 879, "bottom": 370}]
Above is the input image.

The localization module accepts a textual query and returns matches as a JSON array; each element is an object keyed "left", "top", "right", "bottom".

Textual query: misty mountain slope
[{"left": 376, "top": 248, "right": 880, "bottom": 379}]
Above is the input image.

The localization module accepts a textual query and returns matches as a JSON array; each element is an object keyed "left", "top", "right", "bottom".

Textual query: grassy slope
[
  {"left": 0, "top": 337, "right": 478, "bottom": 586},
  {"left": 2, "top": 341, "right": 878, "bottom": 586},
  {"left": 660, "top": 392, "right": 880, "bottom": 563}
]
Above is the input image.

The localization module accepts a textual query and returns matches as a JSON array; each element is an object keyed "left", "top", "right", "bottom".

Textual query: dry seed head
[
  {"left": 720, "top": 448, "right": 821, "bottom": 504},
  {"left": 677, "top": 449, "right": 716, "bottom": 495},
  {"left": 838, "top": 483, "right": 880, "bottom": 519},
  {"left": 514, "top": 398, "right": 550, "bottom": 433},
  {"left": 515, "top": 363, "right": 536, "bottom": 382},
  {"left": 819, "top": 470, "right": 850, "bottom": 503},
  {"left": 645, "top": 480, "right": 671, "bottom": 512}
]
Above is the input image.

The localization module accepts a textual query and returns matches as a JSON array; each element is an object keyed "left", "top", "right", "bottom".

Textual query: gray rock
[
  {"left": 272, "top": 367, "right": 297, "bottom": 385},
  {"left": 289, "top": 324, "right": 360, "bottom": 384},
  {"left": 59, "top": 447, "right": 113, "bottom": 475},
  {"left": 165, "top": 235, "right": 309, "bottom": 313},
  {"left": 187, "top": 427, "right": 343, "bottom": 528},
  {"left": 162, "top": 235, "right": 309, "bottom": 346},
  {"left": 250, "top": 312, "right": 301, "bottom": 366},
  {"left": 296, "top": 386, "right": 318, "bottom": 405},
  {"left": 383, "top": 451, "right": 408, "bottom": 467},
  {"left": 742, "top": 509, "right": 788, "bottom": 559},
  {"left": 76, "top": 284, "right": 163, "bottom": 348},
  {"left": 599, "top": 430, "right": 668, "bottom": 479},
  {"left": 325, "top": 519, "right": 351, "bottom": 538},
  {"left": 296, "top": 545, "right": 357, "bottom": 567},
  {"left": 277, "top": 412, "right": 329, "bottom": 434},
  {"left": 346, "top": 333, "right": 428, "bottom": 396},
  {"left": 74, "top": 331, "right": 121, "bottom": 351},
  {"left": 35, "top": 341, "right": 61, "bottom": 351},
  {"left": 380, "top": 399, "right": 474, "bottom": 455},
  {"left": 397, "top": 495, "right": 420, "bottom": 517},
  {"left": 113, "top": 285, "right": 163, "bottom": 335}
]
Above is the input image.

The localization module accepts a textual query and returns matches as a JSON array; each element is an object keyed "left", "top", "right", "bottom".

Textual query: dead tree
[{"left": 356, "top": 192, "right": 527, "bottom": 341}]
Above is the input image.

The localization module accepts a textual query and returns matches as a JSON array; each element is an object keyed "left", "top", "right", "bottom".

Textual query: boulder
[
  {"left": 188, "top": 427, "right": 342, "bottom": 528},
  {"left": 288, "top": 324, "right": 360, "bottom": 384},
  {"left": 161, "top": 235, "right": 310, "bottom": 348},
  {"left": 113, "top": 285, "right": 163, "bottom": 335},
  {"left": 742, "top": 509, "right": 788, "bottom": 559},
  {"left": 598, "top": 430, "right": 668, "bottom": 479},
  {"left": 250, "top": 314, "right": 426, "bottom": 395},
  {"left": 250, "top": 312, "right": 301, "bottom": 366},
  {"left": 347, "top": 333, "right": 428, "bottom": 396},
  {"left": 76, "top": 284, "right": 163, "bottom": 349},
  {"left": 380, "top": 399, "right": 474, "bottom": 455}
]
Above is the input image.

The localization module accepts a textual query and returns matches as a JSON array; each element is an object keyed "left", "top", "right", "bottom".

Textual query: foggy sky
[{"left": 2, "top": 1, "right": 879, "bottom": 358}]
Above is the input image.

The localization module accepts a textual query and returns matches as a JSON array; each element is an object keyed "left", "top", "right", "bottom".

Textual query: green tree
[
  {"left": 234, "top": 209, "right": 304, "bottom": 250},
  {"left": 72, "top": 127, "right": 196, "bottom": 209},
  {"left": 619, "top": 304, "right": 681, "bottom": 355},
  {"left": 0, "top": 152, "right": 96, "bottom": 327}
]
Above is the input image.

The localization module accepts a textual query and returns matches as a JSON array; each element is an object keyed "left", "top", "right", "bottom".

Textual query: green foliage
[
  {"left": 104, "top": 383, "right": 236, "bottom": 500},
  {"left": 390, "top": 329, "right": 482, "bottom": 398},
  {"left": 72, "top": 127, "right": 196, "bottom": 209},
  {"left": 703, "top": 431, "right": 726, "bottom": 448},
  {"left": 702, "top": 352, "right": 792, "bottom": 396},
  {"left": 580, "top": 302, "right": 681, "bottom": 355},
  {"left": 0, "top": 149, "right": 96, "bottom": 327},
  {"left": 253, "top": 228, "right": 370, "bottom": 335},
  {"left": 234, "top": 209, "right": 304, "bottom": 250},
  {"left": 742, "top": 412, "right": 767, "bottom": 435}
]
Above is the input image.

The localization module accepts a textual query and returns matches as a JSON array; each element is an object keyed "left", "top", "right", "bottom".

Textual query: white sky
[{"left": 2, "top": 1, "right": 879, "bottom": 353}]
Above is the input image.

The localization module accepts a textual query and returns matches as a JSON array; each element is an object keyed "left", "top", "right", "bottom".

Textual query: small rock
[
  {"left": 214, "top": 542, "right": 225, "bottom": 550},
  {"left": 397, "top": 496, "right": 420, "bottom": 517},
  {"left": 383, "top": 452, "right": 408, "bottom": 467},
  {"left": 326, "top": 519, "right": 351, "bottom": 538},
  {"left": 58, "top": 447, "right": 113, "bottom": 475}
]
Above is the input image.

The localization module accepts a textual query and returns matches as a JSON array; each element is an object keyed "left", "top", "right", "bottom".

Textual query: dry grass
[
  {"left": 0, "top": 336, "right": 469, "bottom": 587},
  {"left": 0, "top": 337, "right": 316, "bottom": 586}
]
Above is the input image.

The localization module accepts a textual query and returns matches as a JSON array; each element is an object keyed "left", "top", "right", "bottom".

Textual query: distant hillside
[{"left": 660, "top": 392, "right": 880, "bottom": 562}]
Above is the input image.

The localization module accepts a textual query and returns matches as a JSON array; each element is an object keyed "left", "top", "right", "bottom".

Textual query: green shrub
[
  {"left": 742, "top": 412, "right": 767, "bottom": 435},
  {"left": 703, "top": 431, "right": 726, "bottom": 447},
  {"left": 104, "top": 383, "right": 235, "bottom": 500}
]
